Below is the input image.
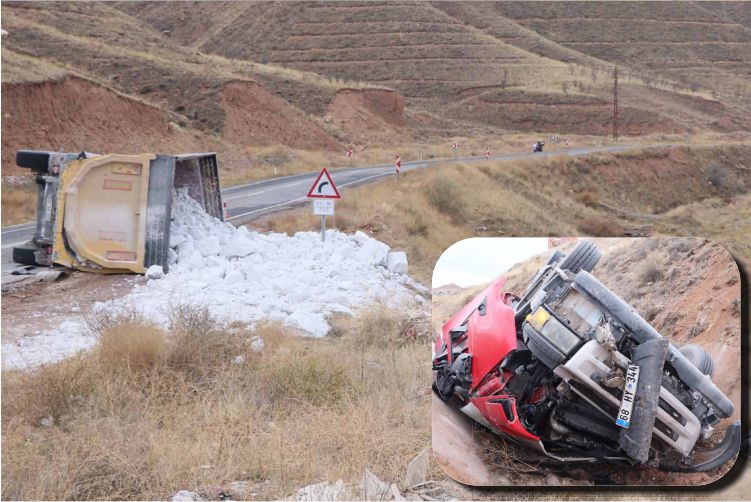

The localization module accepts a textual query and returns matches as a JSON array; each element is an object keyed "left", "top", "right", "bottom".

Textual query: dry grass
[
  {"left": 254, "top": 143, "right": 751, "bottom": 286},
  {"left": 636, "top": 251, "right": 666, "bottom": 284},
  {"left": 1, "top": 183, "right": 37, "bottom": 225},
  {"left": 1, "top": 305, "right": 430, "bottom": 501},
  {"left": 423, "top": 177, "right": 465, "bottom": 220},
  {"left": 1, "top": 49, "right": 68, "bottom": 84}
]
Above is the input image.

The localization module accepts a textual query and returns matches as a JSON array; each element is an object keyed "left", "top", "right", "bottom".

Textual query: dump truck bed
[{"left": 13, "top": 150, "right": 223, "bottom": 274}]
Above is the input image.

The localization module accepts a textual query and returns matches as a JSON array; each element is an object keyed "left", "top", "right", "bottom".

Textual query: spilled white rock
[
  {"left": 250, "top": 336, "right": 265, "bottom": 353},
  {"left": 2, "top": 320, "right": 96, "bottom": 370},
  {"left": 145, "top": 265, "right": 164, "bottom": 280},
  {"left": 387, "top": 251, "right": 408, "bottom": 275},
  {"left": 293, "top": 480, "right": 352, "bottom": 501},
  {"left": 2, "top": 190, "right": 428, "bottom": 370},
  {"left": 171, "top": 490, "right": 204, "bottom": 502}
]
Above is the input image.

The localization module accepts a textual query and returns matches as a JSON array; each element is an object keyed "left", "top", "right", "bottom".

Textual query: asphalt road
[{"left": 1, "top": 144, "right": 635, "bottom": 277}]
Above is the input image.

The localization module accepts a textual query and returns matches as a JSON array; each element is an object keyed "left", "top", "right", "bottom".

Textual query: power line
[{"left": 613, "top": 66, "right": 619, "bottom": 141}]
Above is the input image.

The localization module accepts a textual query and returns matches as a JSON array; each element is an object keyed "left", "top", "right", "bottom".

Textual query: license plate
[{"left": 616, "top": 364, "right": 640, "bottom": 428}]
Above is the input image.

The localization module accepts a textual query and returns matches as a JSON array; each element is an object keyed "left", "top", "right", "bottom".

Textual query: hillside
[
  {"left": 0, "top": 2, "right": 399, "bottom": 178},
  {"left": 2, "top": 1, "right": 750, "bottom": 225},
  {"left": 2, "top": 1, "right": 750, "bottom": 185},
  {"left": 114, "top": 1, "right": 751, "bottom": 135},
  {"left": 253, "top": 143, "right": 751, "bottom": 286},
  {"left": 488, "top": 2, "right": 751, "bottom": 106}
]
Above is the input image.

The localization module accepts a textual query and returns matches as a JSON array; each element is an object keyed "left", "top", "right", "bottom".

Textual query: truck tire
[
  {"left": 559, "top": 239, "right": 601, "bottom": 273},
  {"left": 16, "top": 150, "right": 53, "bottom": 172},
  {"left": 679, "top": 344, "right": 715, "bottom": 377},
  {"left": 546, "top": 250, "right": 565, "bottom": 266},
  {"left": 12, "top": 242, "right": 38, "bottom": 266}
]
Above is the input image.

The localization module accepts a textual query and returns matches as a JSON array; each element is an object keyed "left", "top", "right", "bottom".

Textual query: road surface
[{"left": 1, "top": 144, "right": 636, "bottom": 278}]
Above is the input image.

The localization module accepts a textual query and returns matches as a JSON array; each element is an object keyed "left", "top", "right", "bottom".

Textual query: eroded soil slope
[{"left": 1, "top": 77, "right": 197, "bottom": 176}]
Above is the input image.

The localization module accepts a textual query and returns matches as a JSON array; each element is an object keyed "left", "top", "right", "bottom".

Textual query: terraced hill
[
  {"left": 2, "top": 1, "right": 750, "bottom": 182},
  {"left": 114, "top": 1, "right": 751, "bottom": 134},
  {"left": 1, "top": 2, "right": 402, "bottom": 178},
  {"left": 486, "top": 2, "right": 751, "bottom": 107}
]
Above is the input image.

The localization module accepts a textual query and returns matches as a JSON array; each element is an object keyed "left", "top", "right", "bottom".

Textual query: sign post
[{"left": 307, "top": 168, "right": 341, "bottom": 242}]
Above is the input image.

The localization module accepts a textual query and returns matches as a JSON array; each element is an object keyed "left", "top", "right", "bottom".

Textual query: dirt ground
[
  {"left": 220, "top": 81, "right": 340, "bottom": 150},
  {"left": 1, "top": 272, "right": 139, "bottom": 346},
  {"left": 326, "top": 88, "right": 407, "bottom": 145},
  {"left": 431, "top": 237, "right": 741, "bottom": 488}
]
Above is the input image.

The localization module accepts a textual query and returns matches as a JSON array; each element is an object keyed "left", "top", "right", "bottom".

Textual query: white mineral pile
[{"left": 2, "top": 190, "right": 429, "bottom": 370}]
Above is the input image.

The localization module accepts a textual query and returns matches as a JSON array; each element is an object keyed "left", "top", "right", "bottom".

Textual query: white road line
[
  {"left": 222, "top": 179, "right": 311, "bottom": 201},
  {"left": 1, "top": 225, "right": 35, "bottom": 236},
  {"left": 226, "top": 171, "right": 392, "bottom": 222},
  {"left": 0, "top": 145, "right": 657, "bottom": 232},
  {"left": 227, "top": 195, "right": 309, "bottom": 220},
  {"left": 1, "top": 240, "right": 27, "bottom": 250}
]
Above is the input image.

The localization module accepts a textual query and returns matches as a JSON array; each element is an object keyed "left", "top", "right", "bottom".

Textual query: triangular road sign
[{"left": 307, "top": 167, "right": 341, "bottom": 199}]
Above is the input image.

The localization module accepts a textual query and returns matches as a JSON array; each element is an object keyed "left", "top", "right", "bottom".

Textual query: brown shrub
[
  {"left": 636, "top": 253, "right": 665, "bottom": 284},
  {"left": 576, "top": 190, "right": 600, "bottom": 207},
  {"left": 576, "top": 215, "right": 624, "bottom": 236},
  {"left": 423, "top": 177, "right": 464, "bottom": 219},
  {"left": 97, "top": 321, "right": 165, "bottom": 372}
]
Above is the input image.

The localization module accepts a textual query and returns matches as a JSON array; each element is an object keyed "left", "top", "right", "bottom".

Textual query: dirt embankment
[
  {"left": 597, "top": 239, "right": 742, "bottom": 425},
  {"left": 325, "top": 88, "right": 407, "bottom": 144},
  {"left": 0, "top": 76, "right": 345, "bottom": 182},
  {"left": 220, "top": 80, "right": 340, "bottom": 151},
  {"left": 532, "top": 145, "right": 751, "bottom": 216},
  {"left": 1, "top": 76, "right": 197, "bottom": 177}
]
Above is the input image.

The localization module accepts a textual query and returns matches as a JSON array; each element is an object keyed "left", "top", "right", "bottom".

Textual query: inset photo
[{"left": 431, "top": 237, "right": 741, "bottom": 487}]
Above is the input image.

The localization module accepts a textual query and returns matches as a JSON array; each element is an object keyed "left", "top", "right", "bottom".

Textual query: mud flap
[
  {"left": 619, "top": 337, "right": 669, "bottom": 464},
  {"left": 144, "top": 155, "right": 176, "bottom": 271},
  {"left": 660, "top": 421, "right": 741, "bottom": 472}
]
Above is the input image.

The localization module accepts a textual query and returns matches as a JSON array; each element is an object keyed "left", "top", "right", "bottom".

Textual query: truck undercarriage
[{"left": 433, "top": 240, "right": 740, "bottom": 473}]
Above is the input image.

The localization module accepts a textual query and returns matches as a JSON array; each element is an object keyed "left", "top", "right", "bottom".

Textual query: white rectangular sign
[{"left": 313, "top": 199, "right": 335, "bottom": 216}]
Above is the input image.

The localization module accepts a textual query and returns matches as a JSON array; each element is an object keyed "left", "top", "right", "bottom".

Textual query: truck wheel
[
  {"left": 16, "top": 150, "right": 52, "bottom": 172},
  {"left": 559, "top": 239, "right": 601, "bottom": 273},
  {"left": 12, "top": 242, "right": 39, "bottom": 266},
  {"left": 679, "top": 344, "right": 715, "bottom": 377},
  {"left": 546, "top": 250, "right": 565, "bottom": 266}
]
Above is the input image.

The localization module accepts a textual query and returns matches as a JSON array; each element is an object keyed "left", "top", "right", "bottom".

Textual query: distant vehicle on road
[{"left": 533, "top": 141, "right": 545, "bottom": 152}]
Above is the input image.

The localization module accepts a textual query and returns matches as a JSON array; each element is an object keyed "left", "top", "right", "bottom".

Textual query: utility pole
[{"left": 613, "top": 66, "right": 619, "bottom": 141}]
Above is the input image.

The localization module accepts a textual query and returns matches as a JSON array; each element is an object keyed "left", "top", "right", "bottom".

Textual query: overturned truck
[
  {"left": 12, "top": 150, "right": 224, "bottom": 274},
  {"left": 433, "top": 240, "right": 739, "bottom": 472}
]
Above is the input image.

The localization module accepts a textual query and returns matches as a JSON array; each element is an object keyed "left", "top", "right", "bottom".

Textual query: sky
[{"left": 432, "top": 237, "right": 549, "bottom": 289}]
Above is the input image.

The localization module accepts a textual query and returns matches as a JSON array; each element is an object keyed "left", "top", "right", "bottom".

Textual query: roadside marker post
[
  {"left": 395, "top": 154, "right": 401, "bottom": 183},
  {"left": 306, "top": 167, "right": 341, "bottom": 242}
]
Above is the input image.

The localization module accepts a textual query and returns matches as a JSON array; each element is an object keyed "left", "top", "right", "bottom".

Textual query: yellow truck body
[{"left": 13, "top": 150, "right": 223, "bottom": 274}]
